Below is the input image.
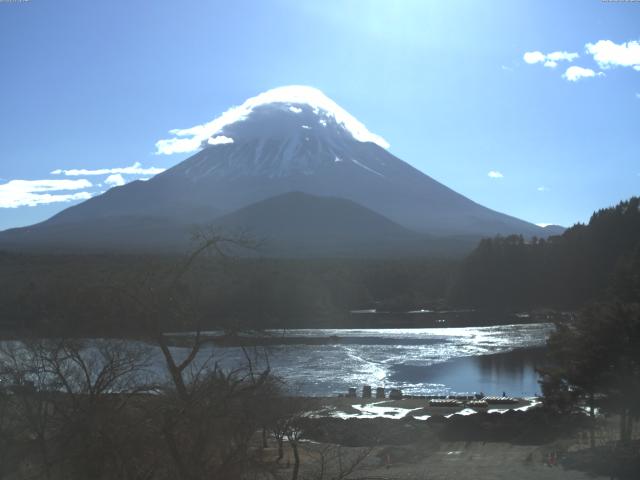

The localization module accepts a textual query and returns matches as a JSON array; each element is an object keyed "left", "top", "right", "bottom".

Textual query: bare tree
[
  {"left": 0, "top": 338, "right": 156, "bottom": 480},
  {"left": 103, "top": 228, "right": 288, "bottom": 480},
  {"left": 0, "top": 229, "right": 289, "bottom": 480}
]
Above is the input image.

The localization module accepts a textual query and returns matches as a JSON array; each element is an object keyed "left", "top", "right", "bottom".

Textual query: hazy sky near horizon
[{"left": 0, "top": 0, "right": 639, "bottom": 230}]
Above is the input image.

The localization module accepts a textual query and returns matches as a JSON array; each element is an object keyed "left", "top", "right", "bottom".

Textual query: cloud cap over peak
[{"left": 155, "top": 85, "right": 389, "bottom": 155}]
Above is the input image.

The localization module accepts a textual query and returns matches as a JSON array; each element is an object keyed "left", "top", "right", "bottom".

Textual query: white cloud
[
  {"left": 104, "top": 174, "right": 126, "bottom": 187},
  {"left": 524, "top": 50, "right": 579, "bottom": 68},
  {"left": 586, "top": 39, "right": 640, "bottom": 70},
  {"left": 288, "top": 106, "right": 302, "bottom": 113},
  {"left": 155, "top": 131, "right": 203, "bottom": 155},
  {"left": 2, "top": 179, "right": 92, "bottom": 193},
  {"left": 536, "top": 223, "right": 553, "bottom": 228},
  {"left": 51, "top": 162, "right": 165, "bottom": 177},
  {"left": 207, "top": 135, "right": 234, "bottom": 146},
  {"left": 523, "top": 51, "right": 546, "bottom": 64},
  {"left": 636, "top": 93, "right": 640, "bottom": 99},
  {"left": 155, "top": 85, "right": 390, "bottom": 155},
  {"left": 0, "top": 179, "right": 93, "bottom": 208},
  {"left": 524, "top": 41, "right": 640, "bottom": 81},
  {"left": 562, "top": 65, "right": 603, "bottom": 82},
  {"left": 547, "top": 51, "right": 580, "bottom": 62},
  {"left": 537, "top": 186, "right": 548, "bottom": 192},
  {"left": 488, "top": 171, "right": 504, "bottom": 179}
]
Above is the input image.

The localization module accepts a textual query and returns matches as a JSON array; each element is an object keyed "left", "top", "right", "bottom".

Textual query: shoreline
[
  {"left": 0, "top": 310, "right": 567, "bottom": 341},
  {"left": 312, "top": 395, "right": 540, "bottom": 420},
  {"left": 162, "top": 323, "right": 555, "bottom": 348}
]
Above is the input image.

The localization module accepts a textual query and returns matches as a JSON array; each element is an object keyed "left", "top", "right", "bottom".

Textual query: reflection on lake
[
  {"left": 166, "top": 323, "right": 553, "bottom": 397},
  {"left": 388, "top": 347, "right": 548, "bottom": 397}
]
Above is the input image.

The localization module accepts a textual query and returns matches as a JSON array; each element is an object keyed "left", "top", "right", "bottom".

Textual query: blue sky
[{"left": 0, "top": 0, "right": 638, "bottom": 230}]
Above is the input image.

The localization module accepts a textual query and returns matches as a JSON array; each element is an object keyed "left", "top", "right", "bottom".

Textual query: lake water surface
[{"left": 167, "top": 323, "right": 554, "bottom": 397}]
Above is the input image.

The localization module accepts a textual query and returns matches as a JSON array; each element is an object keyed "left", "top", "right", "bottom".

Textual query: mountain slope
[
  {"left": 0, "top": 215, "right": 192, "bottom": 253},
  {"left": 0, "top": 86, "right": 547, "bottom": 254},
  {"left": 213, "top": 191, "right": 433, "bottom": 257}
]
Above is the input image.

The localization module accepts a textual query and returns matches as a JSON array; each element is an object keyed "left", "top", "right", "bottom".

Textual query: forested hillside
[
  {"left": 0, "top": 253, "right": 454, "bottom": 335},
  {"left": 448, "top": 197, "right": 640, "bottom": 309},
  {"left": 3, "top": 198, "right": 638, "bottom": 335}
]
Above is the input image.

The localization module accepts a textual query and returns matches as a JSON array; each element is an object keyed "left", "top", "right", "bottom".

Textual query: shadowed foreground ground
[
  {"left": 257, "top": 400, "right": 635, "bottom": 480},
  {"left": 267, "top": 440, "right": 610, "bottom": 480}
]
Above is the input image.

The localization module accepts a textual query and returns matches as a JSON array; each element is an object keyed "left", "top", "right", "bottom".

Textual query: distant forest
[
  {"left": 0, "top": 252, "right": 454, "bottom": 334},
  {"left": 1, "top": 197, "right": 638, "bottom": 334},
  {"left": 448, "top": 197, "right": 640, "bottom": 309}
]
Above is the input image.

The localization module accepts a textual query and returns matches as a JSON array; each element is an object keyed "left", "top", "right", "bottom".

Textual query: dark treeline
[
  {"left": 4, "top": 197, "right": 639, "bottom": 336},
  {"left": 447, "top": 198, "right": 640, "bottom": 476},
  {"left": 448, "top": 197, "right": 640, "bottom": 309},
  {"left": 0, "top": 251, "right": 455, "bottom": 335}
]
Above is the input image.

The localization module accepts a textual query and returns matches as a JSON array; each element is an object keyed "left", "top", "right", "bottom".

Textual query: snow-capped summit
[
  {"left": 155, "top": 86, "right": 389, "bottom": 156},
  {"left": 169, "top": 97, "right": 393, "bottom": 180}
]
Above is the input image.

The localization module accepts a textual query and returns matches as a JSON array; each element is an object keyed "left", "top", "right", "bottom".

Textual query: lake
[{"left": 165, "top": 323, "right": 554, "bottom": 397}]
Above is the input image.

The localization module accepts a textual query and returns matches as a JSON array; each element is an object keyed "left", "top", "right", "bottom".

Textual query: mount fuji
[{"left": 0, "top": 86, "right": 551, "bottom": 256}]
